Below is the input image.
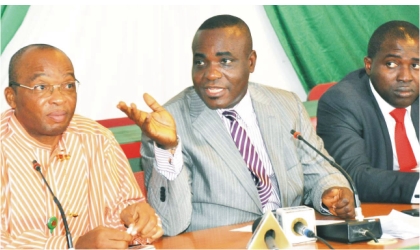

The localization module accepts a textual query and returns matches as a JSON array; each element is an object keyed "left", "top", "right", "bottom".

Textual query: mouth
[
  {"left": 48, "top": 111, "right": 67, "bottom": 123},
  {"left": 204, "top": 87, "right": 226, "bottom": 98},
  {"left": 394, "top": 86, "right": 414, "bottom": 98}
]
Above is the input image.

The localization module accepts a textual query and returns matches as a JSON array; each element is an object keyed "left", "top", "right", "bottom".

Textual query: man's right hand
[
  {"left": 117, "top": 93, "right": 178, "bottom": 149},
  {"left": 75, "top": 226, "right": 132, "bottom": 249}
]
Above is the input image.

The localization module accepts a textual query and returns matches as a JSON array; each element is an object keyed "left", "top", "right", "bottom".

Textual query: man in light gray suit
[{"left": 118, "top": 14, "right": 355, "bottom": 236}]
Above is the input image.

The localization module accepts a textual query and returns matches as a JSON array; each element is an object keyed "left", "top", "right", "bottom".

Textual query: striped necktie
[
  {"left": 223, "top": 110, "right": 272, "bottom": 207},
  {"left": 390, "top": 108, "right": 417, "bottom": 172}
]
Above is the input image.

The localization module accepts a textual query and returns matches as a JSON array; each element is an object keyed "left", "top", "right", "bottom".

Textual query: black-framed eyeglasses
[{"left": 9, "top": 80, "right": 80, "bottom": 96}]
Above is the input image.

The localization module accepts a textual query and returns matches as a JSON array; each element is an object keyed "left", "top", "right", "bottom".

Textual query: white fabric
[{"left": 0, "top": 5, "right": 305, "bottom": 120}]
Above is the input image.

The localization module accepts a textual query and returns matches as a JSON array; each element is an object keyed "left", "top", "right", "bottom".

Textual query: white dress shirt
[{"left": 370, "top": 81, "right": 420, "bottom": 203}]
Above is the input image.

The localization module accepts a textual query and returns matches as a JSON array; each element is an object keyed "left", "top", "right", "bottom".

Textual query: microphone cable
[
  {"left": 33, "top": 160, "right": 74, "bottom": 249},
  {"left": 294, "top": 222, "right": 334, "bottom": 249},
  {"left": 360, "top": 229, "right": 379, "bottom": 243}
]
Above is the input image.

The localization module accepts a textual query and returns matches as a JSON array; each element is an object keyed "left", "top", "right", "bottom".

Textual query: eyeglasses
[{"left": 9, "top": 80, "right": 80, "bottom": 96}]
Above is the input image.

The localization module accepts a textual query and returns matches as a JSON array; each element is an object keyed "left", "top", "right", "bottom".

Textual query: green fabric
[
  {"left": 264, "top": 5, "right": 419, "bottom": 93},
  {"left": 303, "top": 100, "right": 318, "bottom": 117},
  {"left": 129, "top": 158, "right": 142, "bottom": 172},
  {"left": 109, "top": 125, "right": 142, "bottom": 144},
  {"left": 1, "top": 5, "right": 30, "bottom": 54}
]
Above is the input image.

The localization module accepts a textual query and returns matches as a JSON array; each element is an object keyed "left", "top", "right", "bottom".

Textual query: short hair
[
  {"left": 8, "top": 44, "right": 61, "bottom": 83},
  {"left": 197, "top": 14, "right": 253, "bottom": 52},
  {"left": 367, "top": 20, "right": 419, "bottom": 58}
]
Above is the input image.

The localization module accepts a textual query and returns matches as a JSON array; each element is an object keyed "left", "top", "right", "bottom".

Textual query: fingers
[
  {"left": 334, "top": 188, "right": 356, "bottom": 219},
  {"left": 75, "top": 226, "right": 132, "bottom": 249},
  {"left": 143, "top": 93, "right": 165, "bottom": 112},
  {"left": 322, "top": 187, "right": 355, "bottom": 219},
  {"left": 117, "top": 101, "right": 149, "bottom": 128},
  {"left": 121, "top": 202, "right": 161, "bottom": 239}
]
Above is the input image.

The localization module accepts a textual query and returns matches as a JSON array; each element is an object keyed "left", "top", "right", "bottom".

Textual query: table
[{"left": 152, "top": 203, "right": 419, "bottom": 249}]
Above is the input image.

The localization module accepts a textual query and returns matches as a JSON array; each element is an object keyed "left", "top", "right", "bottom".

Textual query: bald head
[
  {"left": 367, "top": 20, "right": 419, "bottom": 59},
  {"left": 8, "top": 44, "right": 69, "bottom": 84}
]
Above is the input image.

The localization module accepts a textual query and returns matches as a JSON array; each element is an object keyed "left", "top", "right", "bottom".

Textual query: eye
[
  {"left": 412, "top": 63, "right": 419, "bottom": 70},
  {"left": 64, "top": 82, "right": 76, "bottom": 89},
  {"left": 194, "top": 59, "right": 205, "bottom": 66},
  {"left": 33, "top": 84, "right": 49, "bottom": 92},
  {"left": 385, "top": 61, "right": 398, "bottom": 68},
  {"left": 221, "top": 58, "right": 232, "bottom": 65}
]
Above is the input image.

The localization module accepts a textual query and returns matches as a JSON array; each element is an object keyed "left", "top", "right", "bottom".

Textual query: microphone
[
  {"left": 33, "top": 160, "right": 74, "bottom": 249},
  {"left": 290, "top": 130, "right": 382, "bottom": 243},
  {"left": 293, "top": 221, "right": 315, "bottom": 238},
  {"left": 247, "top": 211, "right": 291, "bottom": 249},
  {"left": 251, "top": 217, "right": 279, "bottom": 249}
]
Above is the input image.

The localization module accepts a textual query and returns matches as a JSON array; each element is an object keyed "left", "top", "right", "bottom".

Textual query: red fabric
[
  {"left": 120, "top": 142, "right": 141, "bottom": 158},
  {"left": 96, "top": 117, "right": 135, "bottom": 128},
  {"left": 134, "top": 171, "right": 147, "bottom": 200},
  {"left": 307, "top": 82, "right": 336, "bottom": 101},
  {"left": 390, "top": 108, "right": 417, "bottom": 172}
]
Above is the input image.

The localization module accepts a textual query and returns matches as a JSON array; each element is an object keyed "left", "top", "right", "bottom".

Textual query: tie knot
[
  {"left": 222, "top": 110, "right": 238, "bottom": 122},
  {"left": 390, "top": 108, "right": 407, "bottom": 123}
]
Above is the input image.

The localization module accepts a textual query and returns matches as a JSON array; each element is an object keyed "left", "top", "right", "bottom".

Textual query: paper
[
  {"left": 368, "top": 209, "right": 420, "bottom": 240},
  {"left": 231, "top": 225, "right": 253, "bottom": 232}
]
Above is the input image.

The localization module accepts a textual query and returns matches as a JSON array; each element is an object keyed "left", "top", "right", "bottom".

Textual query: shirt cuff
[
  {"left": 320, "top": 201, "right": 333, "bottom": 215},
  {"left": 154, "top": 136, "right": 183, "bottom": 180}
]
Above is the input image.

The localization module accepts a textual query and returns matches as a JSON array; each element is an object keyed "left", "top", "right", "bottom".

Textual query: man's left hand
[
  {"left": 120, "top": 201, "right": 163, "bottom": 242},
  {"left": 322, "top": 187, "right": 355, "bottom": 219}
]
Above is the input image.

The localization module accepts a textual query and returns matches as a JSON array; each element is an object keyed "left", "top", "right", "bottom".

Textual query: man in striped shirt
[{"left": 1, "top": 44, "right": 163, "bottom": 249}]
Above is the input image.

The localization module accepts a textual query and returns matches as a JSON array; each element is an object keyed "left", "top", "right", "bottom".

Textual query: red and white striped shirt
[{"left": 1, "top": 109, "right": 144, "bottom": 249}]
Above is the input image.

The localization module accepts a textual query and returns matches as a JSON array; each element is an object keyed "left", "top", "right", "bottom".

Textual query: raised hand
[{"left": 117, "top": 93, "right": 177, "bottom": 149}]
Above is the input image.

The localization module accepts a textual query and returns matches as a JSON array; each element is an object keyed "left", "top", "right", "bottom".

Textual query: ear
[
  {"left": 4, "top": 87, "right": 17, "bottom": 109},
  {"left": 249, "top": 50, "right": 257, "bottom": 73},
  {"left": 364, "top": 56, "right": 372, "bottom": 75}
]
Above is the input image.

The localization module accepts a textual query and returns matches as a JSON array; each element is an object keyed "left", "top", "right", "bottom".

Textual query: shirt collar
[
  {"left": 217, "top": 90, "right": 255, "bottom": 124},
  {"left": 369, "top": 80, "right": 411, "bottom": 115}
]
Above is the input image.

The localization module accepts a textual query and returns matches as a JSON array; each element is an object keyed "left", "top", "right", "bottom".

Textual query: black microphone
[
  {"left": 33, "top": 160, "right": 74, "bottom": 249},
  {"left": 251, "top": 218, "right": 280, "bottom": 250},
  {"left": 290, "top": 130, "right": 382, "bottom": 243}
]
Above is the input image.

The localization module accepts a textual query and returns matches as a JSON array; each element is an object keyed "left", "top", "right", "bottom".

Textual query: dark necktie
[
  {"left": 390, "top": 108, "right": 417, "bottom": 172},
  {"left": 222, "top": 110, "right": 272, "bottom": 207}
]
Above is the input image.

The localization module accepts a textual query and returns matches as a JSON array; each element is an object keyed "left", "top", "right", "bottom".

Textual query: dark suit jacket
[
  {"left": 317, "top": 68, "right": 419, "bottom": 203},
  {"left": 142, "top": 82, "right": 351, "bottom": 236}
]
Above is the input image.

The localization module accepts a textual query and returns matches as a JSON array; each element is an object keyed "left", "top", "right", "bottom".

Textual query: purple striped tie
[{"left": 223, "top": 110, "right": 272, "bottom": 207}]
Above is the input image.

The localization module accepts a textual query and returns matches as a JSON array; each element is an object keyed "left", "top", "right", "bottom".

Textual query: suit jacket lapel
[
  {"left": 411, "top": 98, "right": 419, "bottom": 140},
  {"left": 249, "top": 84, "right": 288, "bottom": 207},
  {"left": 189, "top": 92, "right": 262, "bottom": 211},
  {"left": 362, "top": 73, "right": 394, "bottom": 170}
]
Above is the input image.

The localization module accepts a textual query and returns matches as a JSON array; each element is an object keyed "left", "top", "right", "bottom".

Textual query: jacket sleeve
[
  {"left": 141, "top": 134, "right": 193, "bottom": 236},
  {"left": 316, "top": 86, "right": 418, "bottom": 203}
]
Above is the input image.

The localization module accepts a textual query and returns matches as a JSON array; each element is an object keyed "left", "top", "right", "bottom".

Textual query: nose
[
  {"left": 397, "top": 65, "right": 413, "bottom": 83},
  {"left": 48, "top": 85, "right": 66, "bottom": 104},
  {"left": 48, "top": 84, "right": 63, "bottom": 94},
  {"left": 205, "top": 63, "right": 222, "bottom": 81}
]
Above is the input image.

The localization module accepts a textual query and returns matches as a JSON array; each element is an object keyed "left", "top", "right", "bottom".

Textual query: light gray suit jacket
[{"left": 142, "top": 82, "right": 350, "bottom": 236}]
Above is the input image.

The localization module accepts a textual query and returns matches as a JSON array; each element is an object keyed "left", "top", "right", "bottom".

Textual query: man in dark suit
[
  {"left": 119, "top": 14, "right": 355, "bottom": 236},
  {"left": 317, "top": 20, "right": 419, "bottom": 203}
]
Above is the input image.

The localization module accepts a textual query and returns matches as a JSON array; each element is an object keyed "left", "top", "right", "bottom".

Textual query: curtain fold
[
  {"left": 264, "top": 5, "right": 419, "bottom": 93},
  {"left": 1, "top": 5, "right": 30, "bottom": 54}
]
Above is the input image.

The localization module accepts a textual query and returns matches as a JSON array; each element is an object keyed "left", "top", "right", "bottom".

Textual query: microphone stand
[
  {"left": 33, "top": 160, "right": 74, "bottom": 249},
  {"left": 290, "top": 130, "right": 382, "bottom": 243}
]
